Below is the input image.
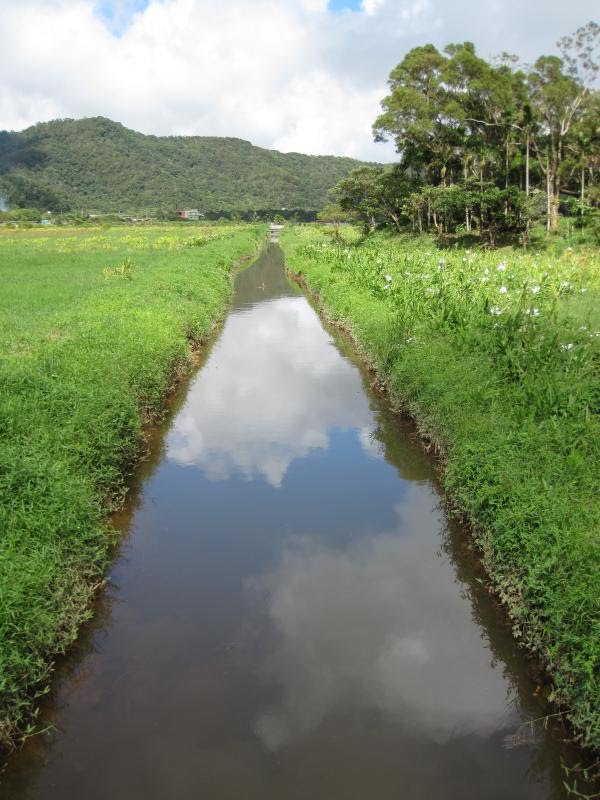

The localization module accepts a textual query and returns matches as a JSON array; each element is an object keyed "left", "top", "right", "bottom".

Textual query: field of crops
[
  {"left": 281, "top": 226, "right": 600, "bottom": 750},
  {"left": 0, "top": 223, "right": 264, "bottom": 748}
]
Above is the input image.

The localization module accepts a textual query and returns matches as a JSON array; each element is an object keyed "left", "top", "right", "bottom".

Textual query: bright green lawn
[
  {"left": 282, "top": 226, "right": 600, "bottom": 750},
  {"left": 0, "top": 223, "right": 264, "bottom": 748}
]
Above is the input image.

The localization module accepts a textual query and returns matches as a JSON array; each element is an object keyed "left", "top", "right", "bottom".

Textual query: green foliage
[
  {"left": 0, "top": 117, "right": 369, "bottom": 215},
  {"left": 316, "top": 202, "right": 351, "bottom": 223},
  {"left": 0, "top": 223, "right": 264, "bottom": 748},
  {"left": 369, "top": 24, "right": 599, "bottom": 236},
  {"left": 282, "top": 225, "right": 600, "bottom": 750},
  {"left": 334, "top": 164, "right": 417, "bottom": 232}
]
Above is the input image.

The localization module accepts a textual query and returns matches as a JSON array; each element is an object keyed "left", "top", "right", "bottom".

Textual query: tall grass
[
  {"left": 0, "top": 224, "right": 264, "bottom": 749},
  {"left": 282, "top": 226, "right": 600, "bottom": 750}
]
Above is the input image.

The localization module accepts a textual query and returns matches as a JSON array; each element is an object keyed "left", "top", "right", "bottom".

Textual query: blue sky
[
  {"left": 328, "top": 0, "right": 362, "bottom": 11},
  {"left": 95, "top": 0, "right": 151, "bottom": 35}
]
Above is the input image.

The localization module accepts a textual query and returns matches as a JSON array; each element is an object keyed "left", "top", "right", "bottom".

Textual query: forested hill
[{"left": 0, "top": 117, "right": 370, "bottom": 214}]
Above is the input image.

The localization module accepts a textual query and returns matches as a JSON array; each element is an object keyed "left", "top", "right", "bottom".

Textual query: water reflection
[
  {"left": 251, "top": 486, "right": 514, "bottom": 751},
  {"left": 167, "top": 295, "right": 377, "bottom": 487}
]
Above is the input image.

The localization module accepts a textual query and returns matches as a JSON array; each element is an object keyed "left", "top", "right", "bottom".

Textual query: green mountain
[{"left": 0, "top": 117, "right": 370, "bottom": 214}]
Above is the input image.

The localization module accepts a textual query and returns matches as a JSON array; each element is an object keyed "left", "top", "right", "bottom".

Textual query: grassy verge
[
  {"left": 281, "top": 226, "right": 600, "bottom": 751},
  {"left": 0, "top": 223, "right": 264, "bottom": 749}
]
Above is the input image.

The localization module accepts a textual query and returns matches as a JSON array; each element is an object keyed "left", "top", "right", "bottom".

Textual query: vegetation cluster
[
  {"left": 281, "top": 225, "right": 600, "bottom": 753},
  {"left": 0, "top": 223, "right": 264, "bottom": 749},
  {"left": 333, "top": 23, "right": 600, "bottom": 244},
  {"left": 0, "top": 117, "right": 368, "bottom": 217}
]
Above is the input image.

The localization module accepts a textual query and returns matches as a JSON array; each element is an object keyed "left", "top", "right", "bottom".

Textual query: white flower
[
  {"left": 560, "top": 281, "right": 571, "bottom": 289},
  {"left": 560, "top": 343, "right": 574, "bottom": 351},
  {"left": 483, "top": 268, "right": 490, "bottom": 276},
  {"left": 497, "top": 262, "right": 507, "bottom": 272},
  {"left": 490, "top": 306, "right": 502, "bottom": 316},
  {"left": 499, "top": 286, "right": 508, "bottom": 294},
  {"left": 580, "top": 288, "right": 588, "bottom": 293},
  {"left": 532, "top": 308, "right": 540, "bottom": 317},
  {"left": 384, "top": 274, "right": 393, "bottom": 283},
  {"left": 530, "top": 285, "right": 541, "bottom": 294}
]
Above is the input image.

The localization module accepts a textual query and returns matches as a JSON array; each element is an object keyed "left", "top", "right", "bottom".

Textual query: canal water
[{"left": 1, "top": 245, "right": 573, "bottom": 798}]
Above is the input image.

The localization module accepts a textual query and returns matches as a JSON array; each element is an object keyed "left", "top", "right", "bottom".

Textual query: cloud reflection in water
[
  {"left": 251, "top": 489, "right": 514, "bottom": 750},
  {"left": 167, "top": 297, "right": 379, "bottom": 486}
]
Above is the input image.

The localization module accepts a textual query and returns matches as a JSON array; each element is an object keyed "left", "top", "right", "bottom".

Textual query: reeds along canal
[{"left": 0, "top": 245, "right": 585, "bottom": 799}]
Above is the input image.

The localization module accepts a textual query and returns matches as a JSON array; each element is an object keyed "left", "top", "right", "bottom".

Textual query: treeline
[
  {"left": 334, "top": 22, "right": 600, "bottom": 242},
  {"left": 0, "top": 207, "right": 318, "bottom": 227}
]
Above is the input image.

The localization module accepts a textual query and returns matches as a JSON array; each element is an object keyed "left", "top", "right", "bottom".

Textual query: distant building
[{"left": 177, "top": 209, "right": 203, "bottom": 221}]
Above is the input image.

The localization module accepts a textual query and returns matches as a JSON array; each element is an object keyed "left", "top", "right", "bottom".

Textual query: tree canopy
[{"left": 336, "top": 22, "right": 599, "bottom": 240}]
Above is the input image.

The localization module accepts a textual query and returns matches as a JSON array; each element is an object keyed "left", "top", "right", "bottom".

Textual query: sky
[{"left": 0, "top": 0, "right": 597, "bottom": 161}]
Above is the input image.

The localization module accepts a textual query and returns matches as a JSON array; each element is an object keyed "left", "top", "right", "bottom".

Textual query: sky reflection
[
  {"left": 167, "top": 296, "right": 377, "bottom": 486},
  {"left": 250, "top": 487, "right": 515, "bottom": 751}
]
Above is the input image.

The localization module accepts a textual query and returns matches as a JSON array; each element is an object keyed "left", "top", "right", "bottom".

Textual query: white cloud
[
  {"left": 0, "top": 0, "right": 597, "bottom": 160},
  {"left": 361, "top": 0, "right": 386, "bottom": 16}
]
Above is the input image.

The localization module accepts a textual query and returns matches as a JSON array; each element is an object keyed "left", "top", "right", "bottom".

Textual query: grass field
[
  {"left": 0, "top": 223, "right": 264, "bottom": 749},
  {"left": 281, "top": 226, "right": 600, "bottom": 751}
]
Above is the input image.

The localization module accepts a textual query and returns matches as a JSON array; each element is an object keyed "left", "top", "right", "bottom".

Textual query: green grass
[
  {"left": 0, "top": 223, "right": 264, "bottom": 749},
  {"left": 281, "top": 226, "right": 600, "bottom": 750}
]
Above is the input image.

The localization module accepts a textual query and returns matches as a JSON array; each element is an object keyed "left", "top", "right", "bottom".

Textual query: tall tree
[
  {"left": 373, "top": 45, "right": 458, "bottom": 184},
  {"left": 528, "top": 22, "right": 599, "bottom": 231},
  {"left": 566, "top": 93, "right": 600, "bottom": 214},
  {"left": 528, "top": 56, "right": 586, "bottom": 231}
]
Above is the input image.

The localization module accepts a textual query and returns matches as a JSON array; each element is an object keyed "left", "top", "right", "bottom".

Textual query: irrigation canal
[{"left": 1, "top": 244, "right": 578, "bottom": 798}]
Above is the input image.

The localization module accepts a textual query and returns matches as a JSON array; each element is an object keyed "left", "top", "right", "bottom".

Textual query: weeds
[
  {"left": 103, "top": 256, "right": 135, "bottom": 279},
  {"left": 562, "top": 759, "right": 600, "bottom": 798}
]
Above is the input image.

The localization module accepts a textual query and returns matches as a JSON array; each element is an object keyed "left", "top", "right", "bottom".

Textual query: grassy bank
[
  {"left": 0, "top": 223, "right": 264, "bottom": 749},
  {"left": 281, "top": 226, "right": 600, "bottom": 750}
]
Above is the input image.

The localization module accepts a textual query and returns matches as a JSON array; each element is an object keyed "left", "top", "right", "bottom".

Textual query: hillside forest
[{"left": 0, "top": 117, "right": 367, "bottom": 219}]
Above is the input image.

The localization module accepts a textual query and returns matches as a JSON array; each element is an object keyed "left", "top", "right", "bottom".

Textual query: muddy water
[{"left": 1, "top": 246, "right": 575, "bottom": 798}]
